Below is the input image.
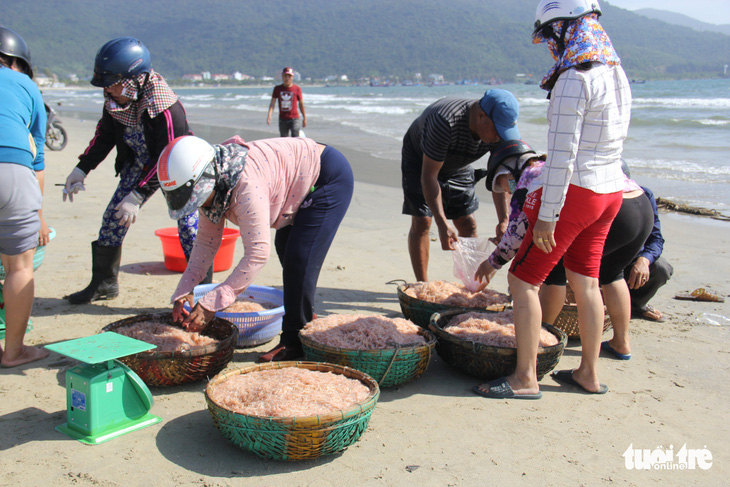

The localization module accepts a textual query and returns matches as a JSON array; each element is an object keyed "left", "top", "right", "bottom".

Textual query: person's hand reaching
[
  {"left": 475, "top": 260, "right": 497, "bottom": 290},
  {"left": 63, "top": 167, "right": 86, "bottom": 202}
]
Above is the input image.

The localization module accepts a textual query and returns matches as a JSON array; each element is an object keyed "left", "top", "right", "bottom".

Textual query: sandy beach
[{"left": 1, "top": 116, "right": 728, "bottom": 487}]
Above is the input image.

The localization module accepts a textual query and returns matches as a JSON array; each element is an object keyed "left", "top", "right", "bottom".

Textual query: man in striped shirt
[{"left": 401, "top": 89, "right": 520, "bottom": 282}]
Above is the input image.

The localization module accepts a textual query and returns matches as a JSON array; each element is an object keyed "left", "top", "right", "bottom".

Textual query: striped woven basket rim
[
  {"left": 205, "top": 361, "right": 380, "bottom": 423},
  {"left": 428, "top": 309, "right": 567, "bottom": 353},
  {"left": 101, "top": 312, "right": 238, "bottom": 359}
]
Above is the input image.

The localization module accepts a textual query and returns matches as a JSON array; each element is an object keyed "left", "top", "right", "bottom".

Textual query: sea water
[{"left": 43, "top": 78, "right": 730, "bottom": 213}]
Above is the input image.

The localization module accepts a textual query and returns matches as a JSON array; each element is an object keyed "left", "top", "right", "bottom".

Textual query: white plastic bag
[{"left": 452, "top": 236, "right": 493, "bottom": 292}]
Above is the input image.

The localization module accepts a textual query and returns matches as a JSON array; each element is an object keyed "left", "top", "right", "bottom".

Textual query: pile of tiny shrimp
[
  {"left": 300, "top": 314, "right": 426, "bottom": 349},
  {"left": 404, "top": 280, "right": 510, "bottom": 308},
  {"left": 115, "top": 320, "right": 218, "bottom": 352},
  {"left": 223, "top": 299, "right": 276, "bottom": 313},
  {"left": 445, "top": 311, "right": 559, "bottom": 348},
  {"left": 209, "top": 367, "right": 371, "bottom": 417}
]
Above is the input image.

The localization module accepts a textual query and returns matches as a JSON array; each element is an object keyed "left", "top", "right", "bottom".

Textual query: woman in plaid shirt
[{"left": 474, "top": 0, "right": 632, "bottom": 399}]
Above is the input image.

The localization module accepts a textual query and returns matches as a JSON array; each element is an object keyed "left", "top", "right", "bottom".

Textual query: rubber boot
[{"left": 67, "top": 241, "right": 121, "bottom": 304}]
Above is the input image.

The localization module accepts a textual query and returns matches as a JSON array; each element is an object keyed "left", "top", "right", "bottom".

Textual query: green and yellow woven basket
[
  {"left": 299, "top": 327, "right": 436, "bottom": 388},
  {"left": 205, "top": 361, "right": 380, "bottom": 461}
]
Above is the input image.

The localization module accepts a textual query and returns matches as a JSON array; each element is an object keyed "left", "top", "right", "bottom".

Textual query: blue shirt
[
  {"left": 0, "top": 66, "right": 46, "bottom": 171},
  {"left": 637, "top": 186, "right": 664, "bottom": 264}
]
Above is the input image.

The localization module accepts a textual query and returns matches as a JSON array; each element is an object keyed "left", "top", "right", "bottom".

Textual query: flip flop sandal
[
  {"left": 674, "top": 288, "right": 725, "bottom": 302},
  {"left": 472, "top": 377, "right": 542, "bottom": 400}
]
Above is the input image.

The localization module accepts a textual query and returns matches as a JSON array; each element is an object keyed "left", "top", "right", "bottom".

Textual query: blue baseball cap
[{"left": 479, "top": 89, "right": 521, "bottom": 141}]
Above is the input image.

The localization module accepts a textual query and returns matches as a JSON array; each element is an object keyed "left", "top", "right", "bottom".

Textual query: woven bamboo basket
[
  {"left": 428, "top": 309, "right": 567, "bottom": 381},
  {"left": 205, "top": 361, "right": 380, "bottom": 461},
  {"left": 101, "top": 312, "right": 238, "bottom": 387},
  {"left": 552, "top": 286, "right": 613, "bottom": 339},
  {"left": 396, "top": 282, "right": 510, "bottom": 328},
  {"left": 299, "top": 327, "right": 436, "bottom": 388}
]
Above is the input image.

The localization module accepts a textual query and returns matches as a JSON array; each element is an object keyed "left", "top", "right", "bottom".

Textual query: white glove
[
  {"left": 114, "top": 190, "right": 144, "bottom": 227},
  {"left": 63, "top": 167, "right": 87, "bottom": 202}
]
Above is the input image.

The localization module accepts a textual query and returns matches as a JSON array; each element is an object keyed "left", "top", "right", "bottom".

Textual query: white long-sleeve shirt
[{"left": 537, "top": 62, "right": 632, "bottom": 222}]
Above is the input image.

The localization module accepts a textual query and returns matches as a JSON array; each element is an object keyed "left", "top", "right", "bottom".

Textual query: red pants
[{"left": 510, "top": 185, "right": 622, "bottom": 286}]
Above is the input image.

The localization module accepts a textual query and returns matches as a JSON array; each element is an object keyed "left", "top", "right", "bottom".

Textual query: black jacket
[{"left": 77, "top": 100, "right": 191, "bottom": 198}]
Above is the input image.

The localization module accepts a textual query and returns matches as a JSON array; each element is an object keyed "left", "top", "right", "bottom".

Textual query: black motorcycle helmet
[
  {"left": 0, "top": 26, "right": 33, "bottom": 78},
  {"left": 91, "top": 37, "right": 151, "bottom": 87},
  {"left": 485, "top": 139, "right": 536, "bottom": 192}
]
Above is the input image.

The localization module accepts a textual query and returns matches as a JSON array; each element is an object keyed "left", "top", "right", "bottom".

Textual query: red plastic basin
[{"left": 154, "top": 227, "right": 240, "bottom": 273}]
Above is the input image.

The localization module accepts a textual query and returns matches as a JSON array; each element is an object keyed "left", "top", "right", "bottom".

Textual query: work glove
[
  {"left": 62, "top": 167, "right": 86, "bottom": 202},
  {"left": 114, "top": 190, "right": 144, "bottom": 227}
]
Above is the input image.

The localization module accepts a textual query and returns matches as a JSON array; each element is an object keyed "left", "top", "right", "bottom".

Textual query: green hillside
[{"left": 4, "top": 0, "right": 730, "bottom": 82}]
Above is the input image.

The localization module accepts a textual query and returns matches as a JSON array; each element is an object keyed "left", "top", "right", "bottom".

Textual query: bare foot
[{"left": 1, "top": 345, "right": 49, "bottom": 368}]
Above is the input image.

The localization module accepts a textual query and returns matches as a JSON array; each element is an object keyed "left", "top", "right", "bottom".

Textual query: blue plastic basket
[{"left": 193, "top": 284, "right": 285, "bottom": 348}]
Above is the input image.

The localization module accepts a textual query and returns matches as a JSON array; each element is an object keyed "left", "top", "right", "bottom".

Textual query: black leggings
[
  {"left": 545, "top": 193, "right": 654, "bottom": 286},
  {"left": 273, "top": 146, "right": 354, "bottom": 346}
]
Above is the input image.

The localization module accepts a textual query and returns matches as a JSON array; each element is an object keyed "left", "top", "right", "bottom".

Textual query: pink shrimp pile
[
  {"left": 300, "top": 314, "right": 426, "bottom": 349},
  {"left": 115, "top": 320, "right": 218, "bottom": 352},
  {"left": 445, "top": 311, "right": 559, "bottom": 348},
  {"left": 404, "top": 280, "right": 510, "bottom": 308},
  {"left": 209, "top": 368, "right": 371, "bottom": 417},
  {"left": 223, "top": 299, "right": 275, "bottom": 313}
]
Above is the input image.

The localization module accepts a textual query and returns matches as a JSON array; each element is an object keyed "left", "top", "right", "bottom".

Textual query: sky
[{"left": 607, "top": 0, "right": 730, "bottom": 25}]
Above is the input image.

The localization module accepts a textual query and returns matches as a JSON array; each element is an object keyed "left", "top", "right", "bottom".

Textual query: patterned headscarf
[
  {"left": 532, "top": 14, "right": 620, "bottom": 92},
  {"left": 199, "top": 142, "right": 248, "bottom": 224},
  {"left": 104, "top": 69, "right": 178, "bottom": 126}
]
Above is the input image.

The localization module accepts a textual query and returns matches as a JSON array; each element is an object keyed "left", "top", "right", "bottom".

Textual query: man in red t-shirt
[{"left": 267, "top": 67, "right": 307, "bottom": 137}]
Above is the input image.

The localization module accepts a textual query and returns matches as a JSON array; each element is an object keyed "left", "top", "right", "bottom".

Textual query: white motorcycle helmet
[
  {"left": 157, "top": 135, "right": 217, "bottom": 219},
  {"left": 533, "top": 0, "right": 602, "bottom": 34}
]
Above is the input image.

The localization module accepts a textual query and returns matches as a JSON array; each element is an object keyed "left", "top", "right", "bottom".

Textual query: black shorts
[
  {"left": 544, "top": 193, "right": 654, "bottom": 286},
  {"left": 401, "top": 157, "right": 479, "bottom": 219}
]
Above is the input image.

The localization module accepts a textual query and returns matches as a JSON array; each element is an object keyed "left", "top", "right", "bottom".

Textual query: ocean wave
[
  {"left": 626, "top": 116, "right": 730, "bottom": 129},
  {"left": 632, "top": 97, "right": 730, "bottom": 109},
  {"left": 697, "top": 119, "right": 730, "bottom": 126},
  {"left": 625, "top": 158, "right": 730, "bottom": 179},
  {"left": 517, "top": 97, "right": 550, "bottom": 107}
]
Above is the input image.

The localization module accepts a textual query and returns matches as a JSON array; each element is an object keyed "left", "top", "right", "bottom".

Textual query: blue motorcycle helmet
[
  {"left": 91, "top": 37, "right": 151, "bottom": 87},
  {"left": 0, "top": 26, "right": 34, "bottom": 78}
]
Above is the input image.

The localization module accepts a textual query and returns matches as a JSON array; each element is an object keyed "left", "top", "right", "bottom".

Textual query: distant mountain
[
  {"left": 4, "top": 0, "right": 730, "bottom": 82},
  {"left": 634, "top": 8, "right": 730, "bottom": 36}
]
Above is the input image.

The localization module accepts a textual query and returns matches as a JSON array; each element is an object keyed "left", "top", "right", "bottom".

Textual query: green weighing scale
[{"left": 45, "top": 332, "right": 162, "bottom": 445}]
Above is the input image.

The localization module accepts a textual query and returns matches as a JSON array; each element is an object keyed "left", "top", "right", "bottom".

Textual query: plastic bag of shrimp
[{"left": 452, "top": 236, "right": 492, "bottom": 292}]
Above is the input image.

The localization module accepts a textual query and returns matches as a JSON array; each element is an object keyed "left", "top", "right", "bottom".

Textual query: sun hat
[{"left": 479, "top": 89, "right": 521, "bottom": 141}]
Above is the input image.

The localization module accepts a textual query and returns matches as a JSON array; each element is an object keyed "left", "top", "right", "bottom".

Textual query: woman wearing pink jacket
[{"left": 157, "top": 135, "right": 353, "bottom": 362}]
